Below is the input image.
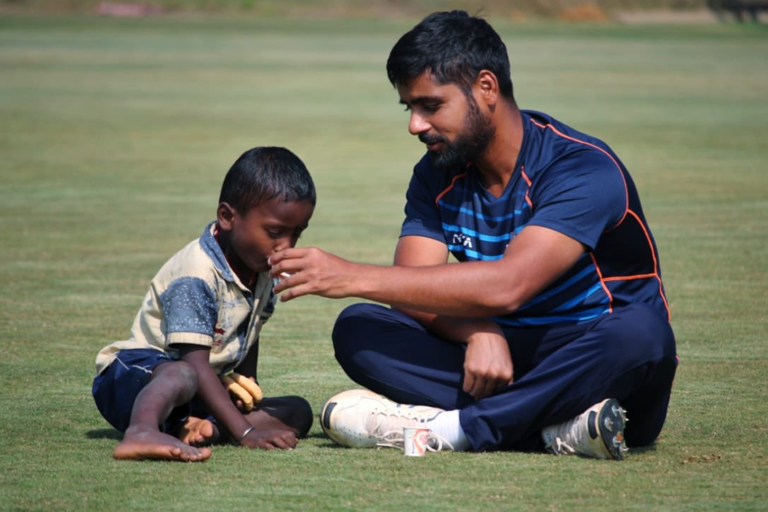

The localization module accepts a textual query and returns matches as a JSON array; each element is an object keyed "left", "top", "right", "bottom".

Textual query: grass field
[{"left": 1, "top": 13, "right": 767, "bottom": 512}]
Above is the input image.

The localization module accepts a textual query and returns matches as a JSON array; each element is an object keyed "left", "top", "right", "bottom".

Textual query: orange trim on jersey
[
  {"left": 627, "top": 207, "right": 671, "bottom": 321},
  {"left": 520, "top": 166, "right": 532, "bottom": 186},
  {"left": 656, "top": 274, "right": 671, "bottom": 321},
  {"left": 520, "top": 166, "right": 534, "bottom": 210},
  {"left": 627, "top": 209, "right": 659, "bottom": 272},
  {"left": 589, "top": 252, "right": 614, "bottom": 314},
  {"left": 529, "top": 118, "right": 629, "bottom": 229},
  {"left": 529, "top": 117, "right": 670, "bottom": 320},
  {"left": 603, "top": 273, "right": 656, "bottom": 282},
  {"left": 435, "top": 172, "right": 467, "bottom": 205},
  {"left": 598, "top": 209, "right": 671, "bottom": 321}
]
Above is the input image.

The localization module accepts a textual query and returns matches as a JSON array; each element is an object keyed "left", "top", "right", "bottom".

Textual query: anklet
[{"left": 239, "top": 426, "right": 255, "bottom": 442}]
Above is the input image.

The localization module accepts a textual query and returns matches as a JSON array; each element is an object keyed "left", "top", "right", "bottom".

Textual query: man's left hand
[{"left": 463, "top": 330, "right": 514, "bottom": 400}]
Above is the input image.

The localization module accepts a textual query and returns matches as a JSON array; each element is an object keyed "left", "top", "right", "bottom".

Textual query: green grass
[{"left": 1, "top": 14, "right": 767, "bottom": 512}]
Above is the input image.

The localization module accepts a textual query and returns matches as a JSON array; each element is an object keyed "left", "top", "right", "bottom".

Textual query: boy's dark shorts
[{"left": 92, "top": 348, "right": 210, "bottom": 434}]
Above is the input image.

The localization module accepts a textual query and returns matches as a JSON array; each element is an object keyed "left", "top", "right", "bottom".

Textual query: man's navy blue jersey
[{"left": 400, "top": 110, "right": 670, "bottom": 326}]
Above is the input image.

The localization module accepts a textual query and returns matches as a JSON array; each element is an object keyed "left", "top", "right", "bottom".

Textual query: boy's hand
[
  {"left": 221, "top": 373, "right": 263, "bottom": 412},
  {"left": 221, "top": 374, "right": 254, "bottom": 411},
  {"left": 239, "top": 428, "right": 298, "bottom": 450}
]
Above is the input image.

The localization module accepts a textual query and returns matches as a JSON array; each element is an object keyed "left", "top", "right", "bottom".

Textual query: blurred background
[{"left": 2, "top": 0, "right": 767, "bottom": 23}]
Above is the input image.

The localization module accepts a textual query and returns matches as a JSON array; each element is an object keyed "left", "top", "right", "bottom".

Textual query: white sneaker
[
  {"left": 541, "top": 399, "right": 628, "bottom": 460},
  {"left": 320, "top": 389, "right": 450, "bottom": 450}
]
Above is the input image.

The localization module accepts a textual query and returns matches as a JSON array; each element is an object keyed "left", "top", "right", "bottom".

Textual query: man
[{"left": 269, "top": 10, "right": 677, "bottom": 459}]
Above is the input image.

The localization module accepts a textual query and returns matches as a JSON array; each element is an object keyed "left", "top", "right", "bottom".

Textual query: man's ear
[
  {"left": 217, "top": 202, "right": 236, "bottom": 231},
  {"left": 475, "top": 70, "right": 499, "bottom": 110}
]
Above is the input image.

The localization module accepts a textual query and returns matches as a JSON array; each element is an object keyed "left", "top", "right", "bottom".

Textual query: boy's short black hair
[
  {"left": 219, "top": 146, "right": 316, "bottom": 213},
  {"left": 386, "top": 10, "right": 514, "bottom": 101}
]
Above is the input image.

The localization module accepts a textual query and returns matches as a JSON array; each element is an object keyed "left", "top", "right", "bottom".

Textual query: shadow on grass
[
  {"left": 305, "top": 431, "right": 347, "bottom": 449},
  {"left": 86, "top": 428, "right": 122, "bottom": 440},
  {"left": 86, "top": 429, "right": 346, "bottom": 449},
  {"left": 629, "top": 443, "right": 658, "bottom": 456}
]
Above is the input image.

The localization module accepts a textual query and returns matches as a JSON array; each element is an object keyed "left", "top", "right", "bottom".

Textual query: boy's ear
[{"left": 217, "top": 202, "right": 236, "bottom": 231}]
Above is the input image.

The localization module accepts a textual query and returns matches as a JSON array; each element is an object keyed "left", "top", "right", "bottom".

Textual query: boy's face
[{"left": 218, "top": 197, "right": 314, "bottom": 274}]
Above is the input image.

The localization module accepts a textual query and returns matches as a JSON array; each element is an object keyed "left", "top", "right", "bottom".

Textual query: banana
[
  {"left": 221, "top": 374, "right": 254, "bottom": 411},
  {"left": 230, "top": 372, "right": 263, "bottom": 403}
]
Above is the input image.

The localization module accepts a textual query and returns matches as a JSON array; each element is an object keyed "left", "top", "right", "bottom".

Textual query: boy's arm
[
  {"left": 178, "top": 344, "right": 295, "bottom": 450},
  {"left": 177, "top": 344, "right": 254, "bottom": 442}
]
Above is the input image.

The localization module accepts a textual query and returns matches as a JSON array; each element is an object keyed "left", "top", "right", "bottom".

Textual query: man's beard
[{"left": 420, "top": 98, "right": 496, "bottom": 172}]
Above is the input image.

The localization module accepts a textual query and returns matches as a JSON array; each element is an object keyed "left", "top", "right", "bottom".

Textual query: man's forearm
[
  {"left": 394, "top": 306, "right": 503, "bottom": 344},
  {"left": 270, "top": 226, "right": 586, "bottom": 314},
  {"left": 352, "top": 261, "right": 525, "bottom": 317}
]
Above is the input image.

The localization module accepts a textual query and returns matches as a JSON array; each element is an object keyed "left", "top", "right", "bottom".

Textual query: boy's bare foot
[
  {"left": 113, "top": 426, "right": 211, "bottom": 462},
  {"left": 176, "top": 416, "right": 219, "bottom": 446}
]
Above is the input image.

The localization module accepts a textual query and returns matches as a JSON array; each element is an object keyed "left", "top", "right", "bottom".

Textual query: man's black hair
[
  {"left": 219, "top": 146, "right": 316, "bottom": 213},
  {"left": 386, "top": 10, "right": 514, "bottom": 101}
]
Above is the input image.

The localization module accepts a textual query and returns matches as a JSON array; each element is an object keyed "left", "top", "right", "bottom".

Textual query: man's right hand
[{"left": 462, "top": 329, "right": 514, "bottom": 400}]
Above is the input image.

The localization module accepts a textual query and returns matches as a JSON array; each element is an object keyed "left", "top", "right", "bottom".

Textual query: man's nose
[{"left": 408, "top": 112, "right": 430, "bottom": 136}]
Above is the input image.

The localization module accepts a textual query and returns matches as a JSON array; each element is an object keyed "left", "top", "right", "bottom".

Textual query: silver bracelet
[{"left": 239, "top": 426, "right": 256, "bottom": 442}]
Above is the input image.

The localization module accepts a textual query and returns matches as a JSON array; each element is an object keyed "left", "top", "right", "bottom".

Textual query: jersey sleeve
[
  {"left": 400, "top": 158, "right": 447, "bottom": 243},
  {"left": 160, "top": 276, "right": 218, "bottom": 347},
  {"left": 526, "top": 148, "right": 627, "bottom": 250}
]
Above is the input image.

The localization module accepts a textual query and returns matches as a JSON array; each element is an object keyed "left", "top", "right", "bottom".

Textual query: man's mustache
[{"left": 418, "top": 133, "right": 447, "bottom": 145}]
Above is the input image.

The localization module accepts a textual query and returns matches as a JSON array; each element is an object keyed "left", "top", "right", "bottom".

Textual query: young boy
[{"left": 92, "top": 146, "right": 316, "bottom": 462}]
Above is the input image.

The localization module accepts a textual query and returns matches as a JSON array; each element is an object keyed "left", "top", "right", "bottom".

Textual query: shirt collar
[{"left": 200, "top": 221, "right": 238, "bottom": 284}]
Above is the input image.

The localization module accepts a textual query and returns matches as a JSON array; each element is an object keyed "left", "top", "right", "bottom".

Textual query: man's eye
[
  {"left": 266, "top": 230, "right": 282, "bottom": 238},
  {"left": 403, "top": 105, "right": 411, "bottom": 112},
  {"left": 424, "top": 103, "right": 440, "bottom": 112}
]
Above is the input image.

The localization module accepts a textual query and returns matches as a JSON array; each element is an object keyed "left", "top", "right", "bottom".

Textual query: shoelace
[
  {"left": 549, "top": 436, "right": 578, "bottom": 455},
  {"left": 375, "top": 429, "right": 454, "bottom": 452},
  {"left": 545, "top": 406, "right": 629, "bottom": 458},
  {"left": 365, "top": 411, "right": 455, "bottom": 451},
  {"left": 366, "top": 410, "right": 422, "bottom": 437},
  {"left": 544, "top": 415, "right": 584, "bottom": 455}
]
